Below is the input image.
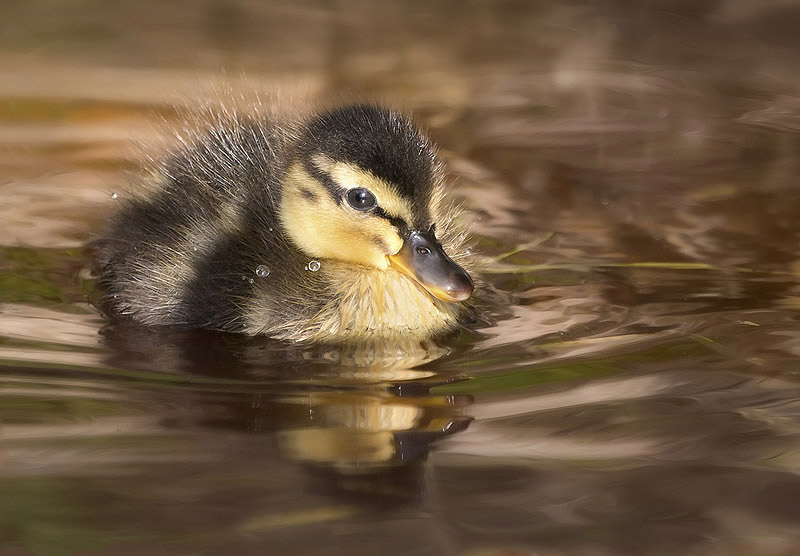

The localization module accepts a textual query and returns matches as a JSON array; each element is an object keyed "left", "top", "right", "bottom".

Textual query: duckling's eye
[{"left": 346, "top": 188, "right": 377, "bottom": 211}]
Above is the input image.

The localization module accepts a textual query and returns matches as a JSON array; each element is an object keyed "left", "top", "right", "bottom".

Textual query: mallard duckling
[{"left": 96, "top": 104, "right": 474, "bottom": 342}]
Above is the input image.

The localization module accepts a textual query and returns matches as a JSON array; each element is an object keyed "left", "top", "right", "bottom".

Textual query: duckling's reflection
[{"left": 100, "top": 323, "right": 472, "bottom": 499}]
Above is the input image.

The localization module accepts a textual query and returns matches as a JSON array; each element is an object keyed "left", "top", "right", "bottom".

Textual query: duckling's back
[{"left": 96, "top": 115, "right": 328, "bottom": 335}]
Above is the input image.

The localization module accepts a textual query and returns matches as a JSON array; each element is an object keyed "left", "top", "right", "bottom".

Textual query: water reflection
[
  {"left": 99, "top": 325, "right": 472, "bottom": 489},
  {"left": 1, "top": 324, "right": 475, "bottom": 552}
]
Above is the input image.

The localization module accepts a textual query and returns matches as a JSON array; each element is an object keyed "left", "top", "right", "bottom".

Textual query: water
[{"left": 3, "top": 1, "right": 800, "bottom": 555}]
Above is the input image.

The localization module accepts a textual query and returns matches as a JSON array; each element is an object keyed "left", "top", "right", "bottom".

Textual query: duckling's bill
[{"left": 388, "top": 230, "right": 473, "bottom": 302}]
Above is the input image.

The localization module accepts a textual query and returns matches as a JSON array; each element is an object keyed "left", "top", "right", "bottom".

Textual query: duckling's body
[{"left": 96, "top": 104, "right": 473, "bottom": 342}]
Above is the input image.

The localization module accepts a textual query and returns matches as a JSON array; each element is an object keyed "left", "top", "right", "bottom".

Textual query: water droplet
[
  {"left": 110, "top": 192, "right": 118, "bottom": 200},
  {"left": 248, "top": 278, "right": 254, "bottom": 285},
  {"left": 255, "top": 264, "right": 270, "bottom": 278},
  {"left": 464, "top": 247, "right": 472, "bottom": 256},
  {"left": 268, "top": 227, "right": 274, "bottom": 232},
  {"left": 305, "top": 260, "right": 321, "bottom": 272}
]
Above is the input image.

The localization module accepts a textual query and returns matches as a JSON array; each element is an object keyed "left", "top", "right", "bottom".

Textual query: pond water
[{"left": 3, "top": 1, "right": 800, "bottom": 555}]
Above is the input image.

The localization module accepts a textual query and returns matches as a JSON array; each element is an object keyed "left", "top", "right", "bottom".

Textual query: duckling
[{"left": 96, "top": 104, "right": 474, "bottom": 343}]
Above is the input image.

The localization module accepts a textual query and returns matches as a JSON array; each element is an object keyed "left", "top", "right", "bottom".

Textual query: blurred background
[{"left": 3, "top": 1, "right": 800, "bottom": 555}]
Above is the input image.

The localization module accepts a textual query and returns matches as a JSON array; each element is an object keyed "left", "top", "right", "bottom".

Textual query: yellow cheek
[
  {"left": 384, "top": 228, "right": 403, "bottom": 255},
  {"left": 279, "top": 162, "right": 404, "bottom": 269}
]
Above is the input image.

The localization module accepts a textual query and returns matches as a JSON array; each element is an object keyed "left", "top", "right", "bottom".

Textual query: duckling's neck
[{"left": 302, "top": 263, "right": 464, "bottom": 342}]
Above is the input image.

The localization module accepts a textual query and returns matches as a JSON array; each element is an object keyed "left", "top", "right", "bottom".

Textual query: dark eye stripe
[
  {"left": 373, "top": 208, "right": 409, "bottom": 236},
  {"left": 302, "top": 159, "right": 342, "bottom": 204}
]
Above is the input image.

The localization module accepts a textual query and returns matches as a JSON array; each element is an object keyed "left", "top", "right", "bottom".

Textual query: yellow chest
[{"left": 292, "top": 265, "right": 465, "bottom": 342}]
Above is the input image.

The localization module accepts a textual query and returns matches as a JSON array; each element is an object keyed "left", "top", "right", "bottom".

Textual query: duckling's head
[{"left": 279, "top": 105, "right": 473, "bottom": 303}]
